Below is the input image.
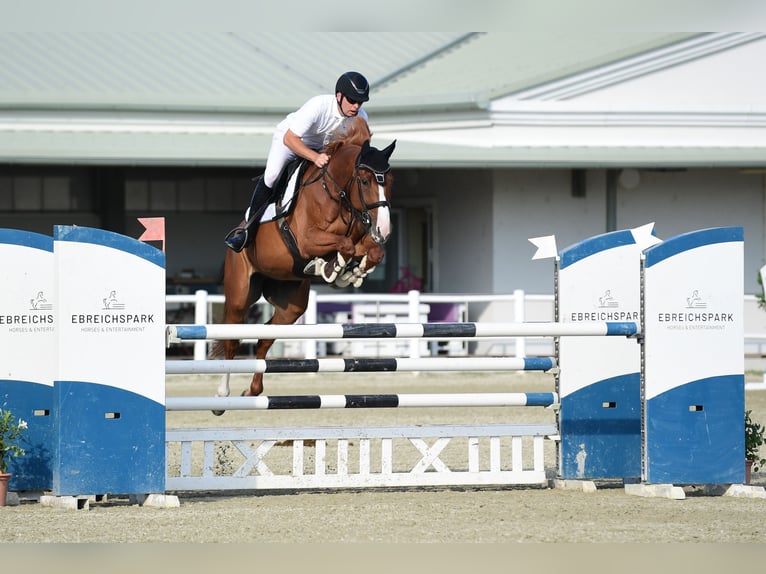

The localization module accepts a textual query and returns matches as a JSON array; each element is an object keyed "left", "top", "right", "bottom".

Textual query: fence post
[
  {"left": 408, "top": 289, "right": 421, "bottom": 359},
  {"left": 514, "top": 289, "right": 526, "bottom": 358},
  {"left": 306, "top": 289, "right": 318, "bottom": 359},
  {"left": 194, "top": 289, "right": 208, "bottom": 360}
]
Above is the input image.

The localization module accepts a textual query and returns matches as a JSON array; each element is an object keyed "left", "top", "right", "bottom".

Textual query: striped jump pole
[
  {"left": 165, "top": 356, "right": 557, "bottom": 375},
  {"left": 166, "top": 392, "right": 559, "bottom": 411},
  {"left": 167, "top": 321, "right": 639, "bottom": 343}
]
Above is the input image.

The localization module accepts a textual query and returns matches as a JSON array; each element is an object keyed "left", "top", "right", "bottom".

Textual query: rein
[{"left": 319, "top": 152, "right": 390, "bottom": 237}]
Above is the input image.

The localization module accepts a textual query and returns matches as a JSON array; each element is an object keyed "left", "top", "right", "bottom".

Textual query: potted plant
[
  {"left": 745, "top": 409, "right": 766, "bottom": 484},
  {"left": 0, "top": 407, "right": 27, "bottom": 506}
]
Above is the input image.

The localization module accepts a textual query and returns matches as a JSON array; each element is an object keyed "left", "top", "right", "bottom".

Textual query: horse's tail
[{"left": 208, "top": 340, "right": 226, "bottom": 359}]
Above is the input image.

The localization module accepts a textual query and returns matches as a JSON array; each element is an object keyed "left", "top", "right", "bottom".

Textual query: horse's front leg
[
  {"left": 335, "top": 241, "right": 385, "bottom": 288},
  {"left": 301, "top": 229, "right": 356, "bottom": 283}
]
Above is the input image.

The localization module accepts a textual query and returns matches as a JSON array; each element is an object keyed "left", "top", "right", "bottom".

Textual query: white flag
[
  {"left": 631, "top": 222, "right": 662, "bottom": 250},
  {"left": 529, "top": 235, "right": 558, "bottom": 260}
]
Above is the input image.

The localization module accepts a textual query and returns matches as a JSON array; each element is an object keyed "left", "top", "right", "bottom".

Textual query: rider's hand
[{"left": 314, "top": 153, "right": 330, "bottom": 168}]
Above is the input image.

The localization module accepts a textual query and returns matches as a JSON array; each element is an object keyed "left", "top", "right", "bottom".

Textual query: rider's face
[{"left": 337, "top": 93, "right": 363, "bottom": 117}]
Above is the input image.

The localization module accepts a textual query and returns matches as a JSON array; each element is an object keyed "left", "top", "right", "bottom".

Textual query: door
[{"left": 357, "top": 205, "right": 434, "bottom": 293}]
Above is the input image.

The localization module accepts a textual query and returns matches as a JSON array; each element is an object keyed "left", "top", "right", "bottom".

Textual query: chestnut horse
[{"left": 211, "top": 118, "right": 395, "bottom": 410}]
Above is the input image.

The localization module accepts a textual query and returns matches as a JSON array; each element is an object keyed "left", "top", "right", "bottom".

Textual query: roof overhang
[{"left": 2, "top": 100, "right": 765, "bottom": 169}]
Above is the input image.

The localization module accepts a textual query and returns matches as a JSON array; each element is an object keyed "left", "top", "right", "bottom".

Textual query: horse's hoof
[
  {"left": 305, "top": 257, "right": 337, "bottom": 281},
  {"left": 303, "top": 258, "right": 321, "bottom": 275},
  {"left": 334, "top": 272, "right": 354, "bottom": 288},
  {"left": 212, "top": 409, "right": 225, "bottom": 417}
]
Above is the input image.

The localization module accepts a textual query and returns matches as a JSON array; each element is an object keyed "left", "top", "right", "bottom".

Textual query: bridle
[{"left": 313, "top": 147, "right": 391, "bottom": 239}]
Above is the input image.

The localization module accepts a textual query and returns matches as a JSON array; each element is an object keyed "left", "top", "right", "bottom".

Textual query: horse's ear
[{"left": 383, "top": 140, "right": 396, "bottom": 159}]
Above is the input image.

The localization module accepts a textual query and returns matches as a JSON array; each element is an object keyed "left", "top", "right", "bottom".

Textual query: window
[{"left": 124, "top": 173, "right": 252, "bottom": 213}]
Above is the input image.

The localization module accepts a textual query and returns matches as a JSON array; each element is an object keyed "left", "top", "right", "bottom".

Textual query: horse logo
[
  {"left": 598, "top": 290, "right": 618, "bottom": 308},
  {"left": 686, "top": 290, "right": 707, "bottom": 309},
  {"left": 102, "top": 290, "right": 125, "bottom": 310},
  {"left": 30, "top": 291, "right": 53, "bottom": 311}
]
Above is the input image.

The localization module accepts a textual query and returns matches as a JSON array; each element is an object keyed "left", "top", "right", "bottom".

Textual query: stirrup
[{"left": 224, "top": 227, "right": 249, "bottom": 253}]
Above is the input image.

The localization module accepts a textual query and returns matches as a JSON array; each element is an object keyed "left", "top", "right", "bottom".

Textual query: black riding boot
[{"left": 224, "top": 177, "right": 273, "bottom": 252}]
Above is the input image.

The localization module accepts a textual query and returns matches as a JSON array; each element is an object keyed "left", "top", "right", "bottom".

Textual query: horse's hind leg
[{"left": 243, "top": 279, "right": 311, "bottom": 397}]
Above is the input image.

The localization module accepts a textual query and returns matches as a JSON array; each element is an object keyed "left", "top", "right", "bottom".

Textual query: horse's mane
[{"left": 324, "top": 116, "right": 372, "bottom": 155}]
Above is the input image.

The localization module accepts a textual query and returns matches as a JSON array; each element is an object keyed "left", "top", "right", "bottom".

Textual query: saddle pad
[{"left": 261, "top": 168, "right": 301, "bottom": 223}]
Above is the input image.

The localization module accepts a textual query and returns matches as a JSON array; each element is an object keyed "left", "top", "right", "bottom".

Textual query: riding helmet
[{"left": 335, "top": 71, "right": 370, "bottom": 103}]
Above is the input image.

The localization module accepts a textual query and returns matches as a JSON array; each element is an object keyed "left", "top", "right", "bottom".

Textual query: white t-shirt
[{"left": 276, "top": 94, "right": 370, "bottom": 151}]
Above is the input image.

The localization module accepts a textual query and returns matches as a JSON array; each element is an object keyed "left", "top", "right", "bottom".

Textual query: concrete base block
[
  {"left": 720, "top": 484, "right": 766, "bottom": 498},
  {"left": 624, "top": 483, "right": 686, "bottom": 500},
  {"left": 129, "top": 493, "right": 180, "bottom": 508},
  {"left": 3, "top": 492, "right": 20, "bottom": 506},
  {"left": 550, "top": 478, "right": 598, "bottom": 493},
  {"left": 39, "top": 495, "right": 91, "bottom": 510},
  {"left": 16, "top": 490, "right": 44, "bottom": 502}
]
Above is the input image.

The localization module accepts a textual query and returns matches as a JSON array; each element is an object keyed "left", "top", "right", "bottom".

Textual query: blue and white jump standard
[
  {"left": 555, "top": 224, "right": 660, "bottom": 480},
  {"left": 52, "top": 225, "right": 166, "bottom": 497},
  {"left": 0, "top": 229, "right": 55, "bottom": 492},
  {"left": 532, "top": 223, "right": 747, "bottom": 493},
  {"left": 642, "top": 227, "right": 744, "bottom": 485}
]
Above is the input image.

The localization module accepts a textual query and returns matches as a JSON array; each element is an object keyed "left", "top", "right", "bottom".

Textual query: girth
[{"left": 277, "top": 216, "right": 312, "bottom": 278}]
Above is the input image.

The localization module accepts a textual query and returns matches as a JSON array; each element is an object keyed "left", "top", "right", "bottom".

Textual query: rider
[{"left": 224, "top": 71, "right": 371, "bottom": 252}]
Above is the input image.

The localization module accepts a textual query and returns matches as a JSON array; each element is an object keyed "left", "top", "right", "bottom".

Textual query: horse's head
[
  {"left": 353, "top": 139, "right": 396, "bottom": 244},
  {"left": 323, "top": 137, "right": 396, "bottom": 245}
]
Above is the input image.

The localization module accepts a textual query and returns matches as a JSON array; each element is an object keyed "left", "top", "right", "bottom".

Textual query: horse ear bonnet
[{"left": 358, "top": 140, "right": 396, "bottom": 173}]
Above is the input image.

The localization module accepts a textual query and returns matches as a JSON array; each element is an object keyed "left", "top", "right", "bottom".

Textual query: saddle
[
  {"left": 261, "top": 158, "right": 318, "bottom": 278},
  {"left": 255, "top": 157, "right": 309, "bottom": 223},
  {"left": 269, "top": 157, "right": 356, "bottom": 281}
]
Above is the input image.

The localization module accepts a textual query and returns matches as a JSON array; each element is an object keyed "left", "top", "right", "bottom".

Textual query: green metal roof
[
  {"left": 2, "top": 32, "right": 763, "bottom": 168},
  {"left": 0, "top": 32, "right": 472, "bottom": 111}
]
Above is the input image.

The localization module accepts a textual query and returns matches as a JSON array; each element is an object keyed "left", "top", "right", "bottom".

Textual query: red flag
[{"left": 137, "top": 217, "right": 165, "bottom": 252}]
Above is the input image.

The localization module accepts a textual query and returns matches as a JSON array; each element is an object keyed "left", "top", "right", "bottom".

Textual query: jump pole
[
  {"left": 166, "top": 356, "right": 557, "bottom": 375},
  {"left": 166, "top": 392, "right": 559, "bottom": 411},
  {"left": 167, "top": 321, "right": 639, "bottom": 342}
]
